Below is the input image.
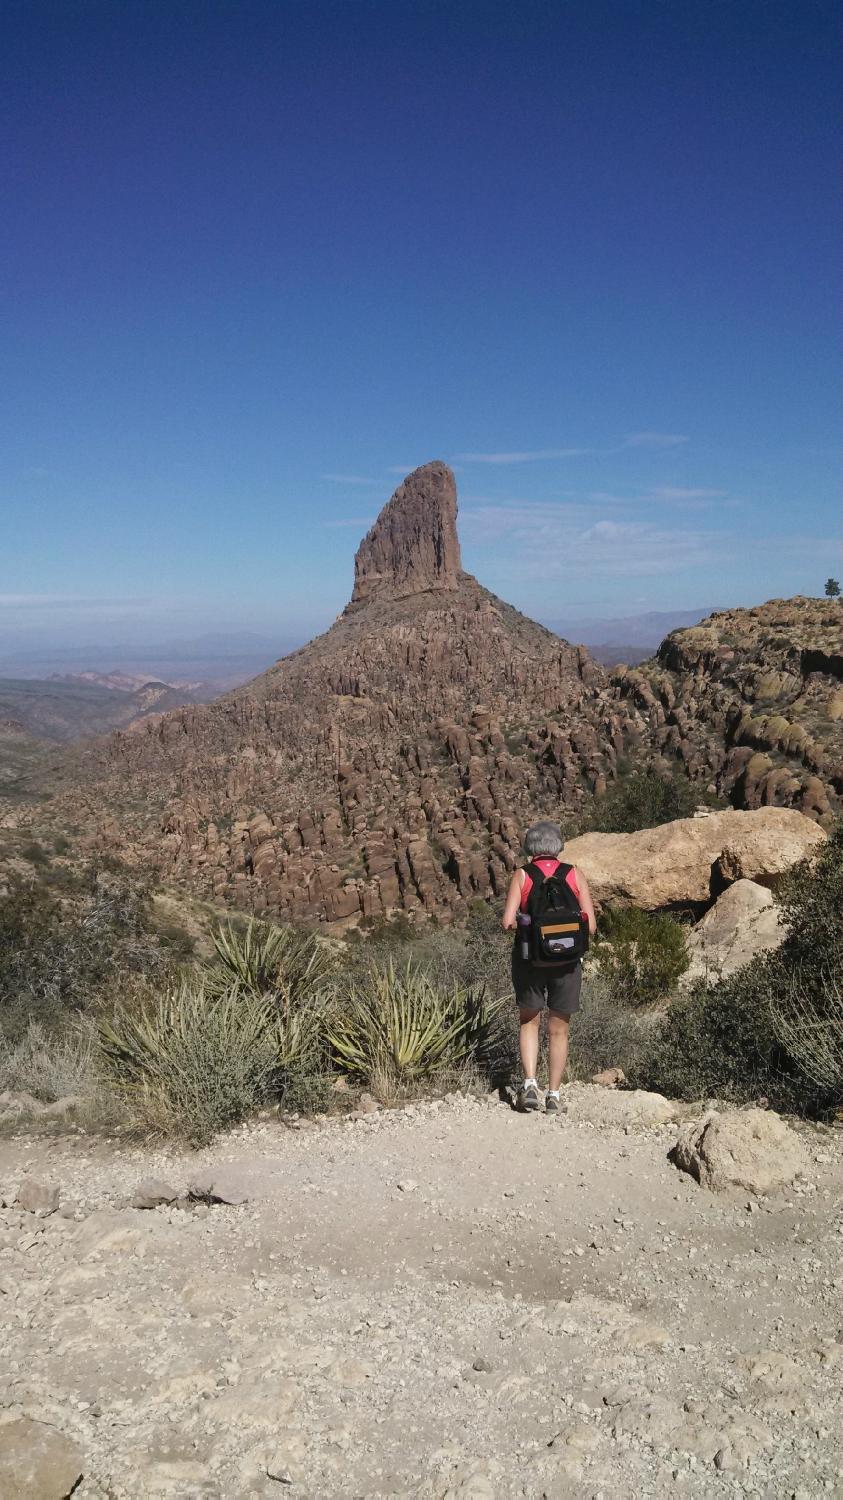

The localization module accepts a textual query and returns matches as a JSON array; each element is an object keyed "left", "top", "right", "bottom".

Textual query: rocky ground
[{"left": 1, "top": 1088, "right": 841, "bottom": 1499}]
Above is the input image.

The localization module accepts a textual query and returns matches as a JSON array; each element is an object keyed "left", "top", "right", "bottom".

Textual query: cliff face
[
  {"left": 612, "top": 598, "right": 843, "bottom": 823},
  {"left": 53, "top": 464, "right": 646, "bottom": 923},
  {"left": 350, "top": 460, "right": 461, "bottom": 605}
]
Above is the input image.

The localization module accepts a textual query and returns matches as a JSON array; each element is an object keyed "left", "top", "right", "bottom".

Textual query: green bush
[
  {"left": 98, "top": 979, "right": 282, "bottom": 1145},
  {"left": 596, "top": 907, "right": 689, "bottom": 1006},
  {"left": 642, "top": 823, "right": 843, "bottom": 1114},
  {"left": 590, "top": 770, "right": 703, "bottom": 834},
  {"left": 327, "top": 958, "right": 503, "bottom": 1102},
  {"left": 0, "top": 871, "right": 172, "bottom": 1043}
]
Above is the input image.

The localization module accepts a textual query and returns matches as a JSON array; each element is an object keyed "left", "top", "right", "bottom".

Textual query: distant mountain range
[
  {"left": 0, "top": 631, "right": 288, "bottom": 691},
  {"left": 545, "top": 608, "right": 717, "bottom": 664},
  {"left": 0, "top": 675, "right": 216, "bottom": 744}
]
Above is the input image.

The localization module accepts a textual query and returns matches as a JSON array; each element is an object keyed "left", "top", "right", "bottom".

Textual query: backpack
[{"left": 524, "top": 861, "right": 590, "bottom": 966}]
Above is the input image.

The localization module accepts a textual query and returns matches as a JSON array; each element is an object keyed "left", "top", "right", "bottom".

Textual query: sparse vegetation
[
  {"left": 596, "top": 907, "right": 689, "bottom": 1006},
  {"left": 326, "top": 958, "right": 503, "bottom": 1103},
  {"left": 642, "top": 823, "right": 843, "bottom": 1113},
  {"left": 98, "top": 979, "right": 282, "bottom": 1146},
  {"left": 589, "top": 768, "right": 705, "bottom": 834},
  {"left": 567, "top": 976, "right": 657, "bottom": 1082}
]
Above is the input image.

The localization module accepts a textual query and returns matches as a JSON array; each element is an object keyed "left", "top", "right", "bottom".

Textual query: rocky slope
[
  {"left": 11, "top": 468, "right": 839, "bottom": 926},
  {"left": 612, "top": 598, "right": 842, "bottom": 822},
  {"left": 42, "top": 464, "right": 648, "bottom": 923},
  {"left": 0, "top": 1093, "right": 839, "bottom": 1498}
]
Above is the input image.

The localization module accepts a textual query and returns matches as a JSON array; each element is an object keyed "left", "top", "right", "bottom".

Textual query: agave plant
[{"left": 327, "top": 958, "right": 501, "bottom": 1086}]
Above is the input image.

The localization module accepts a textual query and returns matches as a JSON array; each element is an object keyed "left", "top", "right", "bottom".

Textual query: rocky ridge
[
  {"left": 612, "top": 598, "right": 842, "bottom": 822},
  {"left": 13, "top": 467, "right": 841, "bottom": 926}
]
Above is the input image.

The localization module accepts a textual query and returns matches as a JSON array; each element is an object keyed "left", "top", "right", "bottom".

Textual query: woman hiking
[{"left": 501, "top": 820, "right": 597, "bottom": 1113}]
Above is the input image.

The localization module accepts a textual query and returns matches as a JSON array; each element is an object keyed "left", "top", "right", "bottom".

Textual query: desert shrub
[
  {"left": 642, "top": 824, "right": 843, "bottom": 1114},
  {"left": 568, "top": 974, "right": 659, "bottom": 1082},
  {"left": 596, "top": 907, "right": 689, "bottom": 1006},
  {"left": 0, "top": 869, "right": 175, "bottom": 1042},
  {"left": 590, "top": 770, "right": 702, "bottom": 834},
  {"left": 98, "top": 978, "right": 282, "bottom": 1145},
  {"left": 0, "top": 1017, "right": 100, "bottom": 1102},
  {"left": 768, "top": 969, "right": 843, "bottom": 1098},
  {"left": 326, "top": 958, "right": 503, "bottom": 1101}
]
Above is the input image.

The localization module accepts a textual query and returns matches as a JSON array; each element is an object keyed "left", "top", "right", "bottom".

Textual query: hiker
[{"left": 501, "top": 820, "right": 597, "bottom": 1113}]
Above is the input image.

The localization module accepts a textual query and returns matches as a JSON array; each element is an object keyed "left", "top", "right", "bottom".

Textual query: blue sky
[{"left": 2, "top": 0, "right": 841, "bottom": 656}]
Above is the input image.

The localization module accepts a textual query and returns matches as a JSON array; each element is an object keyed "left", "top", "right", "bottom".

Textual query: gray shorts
[{"left": 512, "top": 949, "right": 582, "bottom": 1017}]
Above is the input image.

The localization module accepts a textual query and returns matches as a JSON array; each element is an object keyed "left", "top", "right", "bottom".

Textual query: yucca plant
[
  {"left": 206, "top": 917, "right": 336, "bottom": 1002},
  {"left": 98, "top": 977, "right": 280, "bottom": 1144},
  {"left": 327, "top": 958, "right": 501, "bottom": 1092}
]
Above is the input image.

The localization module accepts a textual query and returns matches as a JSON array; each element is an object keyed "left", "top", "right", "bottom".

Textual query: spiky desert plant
[
  {"left": 97, "top": 977, "right": 280, "bottom": 1144},
  {"left": 327, "top": 958, "right": 501, "bottom": 1093},
  {"left": 206, "top": 917, "right": 335, "bottom": 1002}
]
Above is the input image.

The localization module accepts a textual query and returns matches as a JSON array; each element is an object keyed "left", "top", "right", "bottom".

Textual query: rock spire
[{"left": 350, "top": 461, "right": 461, "bottom": 606}]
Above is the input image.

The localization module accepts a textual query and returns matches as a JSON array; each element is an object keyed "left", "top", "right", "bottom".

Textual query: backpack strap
[{"left": 523, "top": 862, "right": 547, "bottom": 917}]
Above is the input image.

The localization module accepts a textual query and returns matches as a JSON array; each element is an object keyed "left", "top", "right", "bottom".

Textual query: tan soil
[{"left": 0, "top": 1092, "right": 840, "bottom": 1498}]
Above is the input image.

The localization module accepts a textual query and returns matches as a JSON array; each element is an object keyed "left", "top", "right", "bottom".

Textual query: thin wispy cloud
[
  {"left": 461, "top": 502, "right": 720, "bottom": 580},
  {"left": 0, "top": 594, "right": 152, "bottom": 610},
  {"left": 650, "top": 486, "right": 723, "bottom": 501},
  {"left": 623, "top": 432, "right": 689, "bottom": 449},
  {"left": 588, "top": 485, "right": 726, "bottom": 508},
  {"left": 452, "top": 448, "right": 590, "bottom": 464}
]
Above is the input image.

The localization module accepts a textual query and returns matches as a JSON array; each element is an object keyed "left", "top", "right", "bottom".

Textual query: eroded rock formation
[{"left": 40, "top": 467, "right": 841, "bottom": 927}]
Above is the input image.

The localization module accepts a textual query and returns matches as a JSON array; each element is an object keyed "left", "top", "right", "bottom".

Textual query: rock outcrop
[
  {"left": 564, "top": 808, "right": 825, "bottom": 912},
  {"left": 612, "top": 598, "right": 843, "bottom": 824},
  {"left": 25, "top": 465, "right": 839, "bottom": 927},
  {"left": 350, "top": 461, "right": 461, "bottom": 604},
  {"left": 671, "top": 1109, "right": 811, "bottom": 1194},
  {"left": 683, "top": 879, "right": 785, "bottom": 983},
  {"left": 47, "top": 464, "right": 645, "bottom": 924}
]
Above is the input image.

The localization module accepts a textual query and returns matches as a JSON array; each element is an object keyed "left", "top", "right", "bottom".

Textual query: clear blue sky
[{"left": 2, "top": 0, "right": 841, "bottom": 655}]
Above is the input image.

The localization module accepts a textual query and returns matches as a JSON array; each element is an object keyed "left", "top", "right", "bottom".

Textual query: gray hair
[{"left": 524, "top": 821, "right": 564, "bottom": 858}]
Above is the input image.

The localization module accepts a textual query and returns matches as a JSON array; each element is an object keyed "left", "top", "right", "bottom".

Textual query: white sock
[
  {"left": 523, "top": 1077, "right": 537, "bottom": 1087},
  {"left": 547, "top": 1088, "right": 560, "bottom": 1097}
]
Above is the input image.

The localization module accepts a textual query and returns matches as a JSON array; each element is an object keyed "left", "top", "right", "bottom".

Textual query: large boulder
[
  {"left": 564, "top": 808, "right": 825, "bottom": 911},
  {"left": 671, "top": 1108, "right": 810, "bottom": 1194},
  {"left": 0, "top": 1417, "right": 84, "bottom": 1498},
  {"left": 564, "top": 1082, "right": 677, "bottom": 1128},
  {"left": 683, "top": 879, "right": 785, "bottom": 984}
]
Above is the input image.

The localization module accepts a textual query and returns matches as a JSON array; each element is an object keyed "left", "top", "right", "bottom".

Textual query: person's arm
[
  {"left": 576, "top": 870, "right": 598, "bottom": 936},
  {"left": 501, "top": 869, "right": 524, "bottom": 931}
]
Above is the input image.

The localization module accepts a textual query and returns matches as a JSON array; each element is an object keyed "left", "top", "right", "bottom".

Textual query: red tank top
[{"left": 520, "top": 858, "right": 580, "bottom": 911}]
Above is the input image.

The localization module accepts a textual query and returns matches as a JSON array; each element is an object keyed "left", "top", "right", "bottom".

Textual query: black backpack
[{"left": 524, "top": 861, "right": 590, "bottom": 966}]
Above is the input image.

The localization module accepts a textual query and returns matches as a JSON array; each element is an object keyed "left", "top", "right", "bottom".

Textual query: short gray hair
[{"left": 524, "top": 821, "right": 564, "bottom": 858}]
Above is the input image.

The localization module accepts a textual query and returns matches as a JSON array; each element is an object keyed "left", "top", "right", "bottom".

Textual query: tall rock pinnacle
[{"left": 350, "top": 461, "right": 462, "bottom": 606}]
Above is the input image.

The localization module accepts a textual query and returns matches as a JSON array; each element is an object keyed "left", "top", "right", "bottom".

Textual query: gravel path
[{"left": 1, "top": 1090, "right": 841, "bottom": 1498}]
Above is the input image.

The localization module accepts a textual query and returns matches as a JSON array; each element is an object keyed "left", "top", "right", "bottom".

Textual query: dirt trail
[{"left": 1, "top": 1090, "right": 841, "bottom": 1498}]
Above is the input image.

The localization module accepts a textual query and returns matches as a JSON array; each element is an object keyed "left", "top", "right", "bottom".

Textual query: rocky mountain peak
[{"left": 349, "top": 461, "right": 462, "bottom": 606}]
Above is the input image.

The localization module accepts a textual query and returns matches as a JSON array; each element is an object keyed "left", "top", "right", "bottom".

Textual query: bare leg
[
  {"left": 518, "top": 1008, "right": 542, "bottom": 1079},
  {"left": 547, "top": 1013, "right": 570, "bottom": 1091}
]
